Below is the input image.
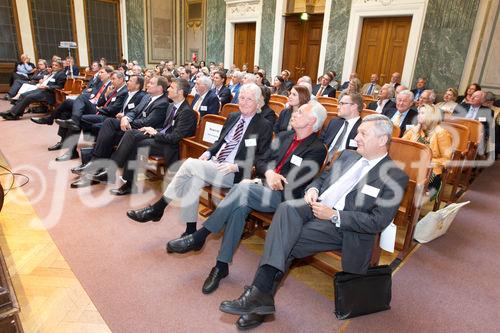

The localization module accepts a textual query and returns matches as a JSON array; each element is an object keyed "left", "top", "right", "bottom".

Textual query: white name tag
[
  {"left": 290, "top": 154, "right": 303, "bottom": 166},
  {"left": 361, "top": 184, "right": 380, "bottom": 198},
  {"left": 380, "top": 222, "right": 396, "bottom": 253},
  {"left": 406, "top": 125, "right": 414, "bottom": 130},
  {"left": 245, "top": 138, "right": 257, "bottom": 147},
  {"left": 90, "top": 94, "right": 95, "bottom": 98},
  {"left": 478, "top": 117, "right": 487, "bottom": 122},
  {"left": 142, "top": 111, "right": 147, "bottom": 118},
  {"left": 111, "top": 97, "right": 116, "bottom": 102},
  {"left": 49, "top": 78, "right": 55, "bottom": 82},
  {"left": 349, "top": 139, "right": 358, "bottom": 147},
  {"left": 128, "top": 103, "right": 135, "bottom": 109},
  {"left": 172, "top": 120, "right": 175, "bottom": 126},
  {"left": 200, "top": 105, "right": 207, "bottom": 111}
]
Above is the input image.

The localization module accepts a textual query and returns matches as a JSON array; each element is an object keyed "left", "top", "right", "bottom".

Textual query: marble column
[
  {"left": 258, "top": 0, "right": 276, "bottom": 78},
  {"left": 323, "top": 0, "right": 352, "bottom": 79},
  {"left": 414, "top": 0, "right": 480, "bottom": 93},
  {"left": 206, "top": 0, "right": 226, "bottom": 63},
  {"left": 126, "top": 0, "right": 145, "bottom": 66}
]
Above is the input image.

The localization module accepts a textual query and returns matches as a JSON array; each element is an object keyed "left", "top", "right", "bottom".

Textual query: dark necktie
[
  {"left": 160, "top": 105, "right": 178, "bottom": 134},
  {"left": 329, "top": 120, "right": 348, "bottom": 153},
  {"left": 216, "top": 118, "right": 245, "bottom": 163},
  {"left": 367, "top": 84, "right": 374, "bottom": 95}
]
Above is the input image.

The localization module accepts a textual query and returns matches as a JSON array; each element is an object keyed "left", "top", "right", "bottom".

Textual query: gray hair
[
  {"left": 398, "top": 89, "right": 414, "bottom": 101},
  {"left": 197, "top": 75, "right": 212, "bottom": 88},
  {"left": 362, "top": 114, "right": 393, "bottom": 146},
  {"left": 298, "top": 81, "right": 312, "bottom": 94},
  {"left": 423, "top": 89, "right": 436, "bottom": 103},
  {"left": 239, "top": 83, "right": 264, "bottom": 111},
  {"left": 232, "top": 70, "right": 244, "bottom": 79},
  {"left": 308, "top": 100, "right": 327, "bottom": 132},
  {"left": 297, "top": 76, "right": 312, "bottom": 84},
  {"left": 112, "top": 70, "right": 125, "bottom": 80},
  {"left": 243, "top": 73, "right": 257, "bottom": 83},
  {"left": 382, "top": 83, "right": 394, "bottom": 98}
]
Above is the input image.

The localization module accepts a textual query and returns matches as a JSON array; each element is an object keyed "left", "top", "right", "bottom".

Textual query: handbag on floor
[
  {"left": 414, "top": 201, "right": 470, "bottom": 243},
  {"left": 334, "top": 265, "right": 392, "bottom": 320}
]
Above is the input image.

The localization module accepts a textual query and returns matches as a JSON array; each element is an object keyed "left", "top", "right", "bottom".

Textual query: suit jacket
[
  {"left": 64, "top": 65, "right": 79, "bottom": 77},
  {"left": 454, "top": 105, "right": 494, "bottom": 154},
  {"left": 383, "top": 108, "right": 418, "bottom": 137},
  {"left": 312, "top": 84, "right": 336, "bottom": 97},
  {"left": 44, "top": 70, "right": 67, "bottom": 104},
  {"left": 97, "top": 85, "right": 128, "bottom": 118},
  {"left": 192, "top": 89, "right": 220, "bottom": 117},
  {"left": 283, "top": 80, "right": 294, "bottom": 91},
  {"left": 273, "top": 108, "right": 293, "bottom": 134},
  {"left": 127, "top": 92, "right": 169, "bottom": 129},
  {"left": 153, "top": 100, "right": 198, "bottom": 165},
  {"left": 213, "top": 86, "right": 232, "bottom": 107},
  {"left": 306, "top": 150, "right": 409, "bottom": 274},
  {"left": 260, "top": 104, "right": 277, "bottom": 126},
  {"left": 411, "top": 88, "right": 425, "bottom": 100},
  {"left": 256, "top": 131, "right": 326, "bottom": 200},
  {"left": 208, "top": 112, "right": 273, "bottom": 183},
  {"left": 361, "top": 83, "right": 381, "bottom": 95},
  {"left": 230, "top": 83, "right": 241, "bottom": 104},
  {"left": 321, "top": 117, "right": 361, "bottom": 151},
  {"left": 367, "top": 99, "right": 396, "bottom": 114}
]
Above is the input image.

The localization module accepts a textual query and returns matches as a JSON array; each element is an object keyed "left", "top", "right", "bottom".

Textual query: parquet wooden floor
[{"left": 0, "top": 184, "right": 111, "bottom": 332}]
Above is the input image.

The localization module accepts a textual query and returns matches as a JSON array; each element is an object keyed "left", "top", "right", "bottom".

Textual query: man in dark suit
[
  {"left": 70, "top": 76, "right": 178, "bottom": 194},
  {"left": 191, "top": 76, "right": 220, "bottom": 117},
  {"left": 411, "top": 77, "right": 427, "bottom": 101},
  {"left": 212, "top": 70, "right": 232, "bottom": 107},
  {"left": 322, "top": 93, "right": 363, "bottom": 157},
  {"left": 126, "top": 83, "right": 273, "bottom": 237},
  {"left": 312, "top": 72, "right": 336, "bottom": 97},
  {"left": 219, "top": 115, "right": 409, "bottom": 329},
  {"left": 165, "top": 100, "right": 328, "bottom": 294},
  {"left": 63, "top": 56, "right": 79, "bottom": 78},
  {"left": 1, "top": 59, "right": 66, "bottom": 120},
  {"left": 281, "top": 70, "right": 294, "bottom": 91},
  {"left": 367, "top": 84, "right": 396, "bottom": 114},
  {"left": 383, "top": 90, "right": 417, "bottom": 137}
]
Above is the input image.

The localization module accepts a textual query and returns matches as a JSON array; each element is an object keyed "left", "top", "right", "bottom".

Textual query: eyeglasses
[{"left": 338, "top": 102, "right": 355, "bottom": 106}]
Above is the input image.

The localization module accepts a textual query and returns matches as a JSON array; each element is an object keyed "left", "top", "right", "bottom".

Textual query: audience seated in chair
[
  {"left": 367, "top": 84, "right": 395, "bottom": 114},
  {"left": 383, "top": 89, "right": 418, "bottom": 137}
]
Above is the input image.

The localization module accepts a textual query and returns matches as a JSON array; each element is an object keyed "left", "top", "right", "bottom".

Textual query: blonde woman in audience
[
  {"left": 273, "top": 85, "right": 310, "bottom": 134},
  {"left": 340, "top": 78, "right": 362, "bottom": 98},
  {"left": 436, "top": 88, "right": 460, "bottom": 119},
  {"left": 402, "top": 103, "right": 452, "bottom": 196}
]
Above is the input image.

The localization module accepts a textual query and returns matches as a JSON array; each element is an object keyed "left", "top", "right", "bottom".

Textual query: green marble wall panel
[
  {"left": 323, "top": 0, "right": 351, "bottom": 78},
  {"left": 126, "top": 0, "right": 145, "bottom": 66},
  {"left": 414, "top": 0, "right": 479, "bottom": 93},
  {"left": 258, "top": 0, "right": 276, "bottom": 78},
  {"left": 206, "top": 0, "right": 226, "bottom": 63}
]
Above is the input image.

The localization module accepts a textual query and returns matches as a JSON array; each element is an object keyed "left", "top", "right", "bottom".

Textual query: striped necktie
[{"left": 216, "top": 118, "right": 245, "bottom": 163}]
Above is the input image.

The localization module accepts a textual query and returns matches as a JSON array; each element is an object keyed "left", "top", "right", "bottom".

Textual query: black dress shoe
[
  {"left": 31, "top": 117, "right": 54, "bottom": 125},
  {"left": 166, "top": 234, "right": 204, "bottom": 254},
  {"left": 55, "top": 150, "right": 79, "bottom": 161},
  {"left": 48, "top": 142, "right": 63, "bottom": 151},
  {"left": 55, "top": 118, "right": 80, "bottom": 131},
  {"left": 202, "top": 267, "right": 229, "bottom": 294},
  {"left": 2, "top": 95, "right": 9, "bottom": 100},
  {"left": 0, "top": 112, "right": 20, "bottom": 120},
  {"left": 236, "top": 313, "right": 266, "bottom": 330},
  {"left": 219, "top": 285, "right": 275, "bottom": 315},
  {"left": 71, "top": 162, "right": 91, "bottom": 175},
  {"left": 70, "top": 177, "right": 99, "bottom": 188},
  {"left": 110, "top": 183, "right": 134, "bottom": 196},
  {"left": 89, "top": 170, "right": 111, "bottom": 183},
  {"left": 126, "top": 205, "right": 164, "bottom": 223}
]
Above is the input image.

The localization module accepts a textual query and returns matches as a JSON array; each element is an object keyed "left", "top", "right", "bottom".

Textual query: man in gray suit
[{"left": 219, "top": 114, "right": 409, "bottom": 330}]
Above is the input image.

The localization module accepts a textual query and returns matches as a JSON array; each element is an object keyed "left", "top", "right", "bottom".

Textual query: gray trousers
[
  {"left": 203, "top": 182, "right": 283, "bottom": 263},
  {"left": 259, "top": 199, "right": 343, "bottom": 272},
  {"left": 163, "top": 158, "right": 234, "bottom": 223}
]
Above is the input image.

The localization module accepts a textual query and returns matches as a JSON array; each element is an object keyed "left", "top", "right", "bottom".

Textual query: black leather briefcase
[{"left": 334, "top": 265, "right": 392, "bottom": 320}]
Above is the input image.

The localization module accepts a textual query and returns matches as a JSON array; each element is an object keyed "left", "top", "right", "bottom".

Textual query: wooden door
[
  {"left": 356, "top": 16, "right": 412, "bottom": 85},
  {"left": 282, "top": 14, "right": 323, "bottom": 82},
  {"left": 233, "top": 23, "right": 256, "bottom": 70}
]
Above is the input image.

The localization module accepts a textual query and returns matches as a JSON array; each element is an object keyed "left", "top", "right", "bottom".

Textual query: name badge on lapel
[
  {"left": 172, "top": 120, "right": 175, "bottom": 126},
  {"left": 245, "top": 138, "right": 257, "bottom": 147},
  {"left": 90, "top": 94, "right": 95, "bottom": 98},
  {"left": 49, "top": 78, "right": 56, "bottom": 82},
  {"left": 200, "top": 106, "right": 207, "bottom": 111},
  {"left": 290, "top": 154, "right": 303, "bottom": 166},
  {"left": 361, "top": 184, "right": 380, "bottom": 198},
  {"left": 478, "top": 117, "right": 487, "bottom": 122},
  {"left": 142, "top": 111, "right": 147, "bottom": 118},
  {"left": 406, "top": 125, "right": 414, "bottom": 130},
  {"left": 128, "top": 103, "right": 135, "bottom": 109},
  {"left": 111, "top": 97, "right": 117, "bottom": 102},
  {"left": 349, "top": 139, "right": 358, "bottom": 148}
]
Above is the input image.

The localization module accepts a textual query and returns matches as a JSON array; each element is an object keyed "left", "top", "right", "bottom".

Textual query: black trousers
[{"left": 10, "top": 89, "right": 52, "bottom": 117}]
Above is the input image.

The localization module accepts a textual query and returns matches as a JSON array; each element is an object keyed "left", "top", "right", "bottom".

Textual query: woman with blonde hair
[
  {"left": 436, "top": 88, "right": 460, "bottom": 119},
  {"left": 402, "top": 103, "right": 452, "bottom": 196}
]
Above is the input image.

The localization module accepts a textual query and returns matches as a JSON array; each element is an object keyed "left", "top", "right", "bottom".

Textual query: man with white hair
[
  {"left": 383, "top": 89, "right": 417, "bottom": 137},
  {"left": 191, "top": 75, "right": 220, "bottom": 117},
  {"left": 230, "top": 71, "right": 244, "bottom": 104},
  {"left": 416, "top": 89, "right": 436, "bottom": 107},
  {"left": 166, "top": 100, "right": 328, "bottom": 296},
  {"left": 127, "top": 83, "right": 273, "bottom": 237},
  {"left": 219, "top": 114, "right": 409, "bottom": 330},
  {"left": 368, "top": 84, "right": 396, "bottom": 113}
]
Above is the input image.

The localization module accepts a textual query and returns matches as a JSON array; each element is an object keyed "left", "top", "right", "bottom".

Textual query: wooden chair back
[
  {"left": 320, "top": 112, "right": 338, "bottom": 133},
  {"left": 186, "top": 94, "right": 195, "bottom": 106},
  {"left": 360, "top": 109, "right": 377, "bottom": 118},
  {"left": 268, "top": 101, "right": 286, "bottom": 116},
  {"left": 71, "top": 79, "right": 83, "bottom": 95},
  {"left": 62, "top": 78, "right": 74, "bottom": 92},
  {"left": 392, "top": 124, "right": 401, "bottom": 138},
  {"left": 388, "top": 138, "right": 433, "bottom": 255},
  {"left": 317, "top": 96, "right": 337, "bottom": 105},
  {"left": 180, "top": 115, "right": 227, "bottom": 160},
  {"left": 270, "top": 94, "right": 288, "bottom": 104},
  {"left": 322, "top": 103, "right": 337, "bottom": 113},
  {"left": 362, "top": 95, "right": 375, "bottom": 103},
  {"left": 335, "top": 90, "right": 341, "bottom": 98},
  {"left": 220, "top": 103, "right": 239, "bottom": 118}
]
